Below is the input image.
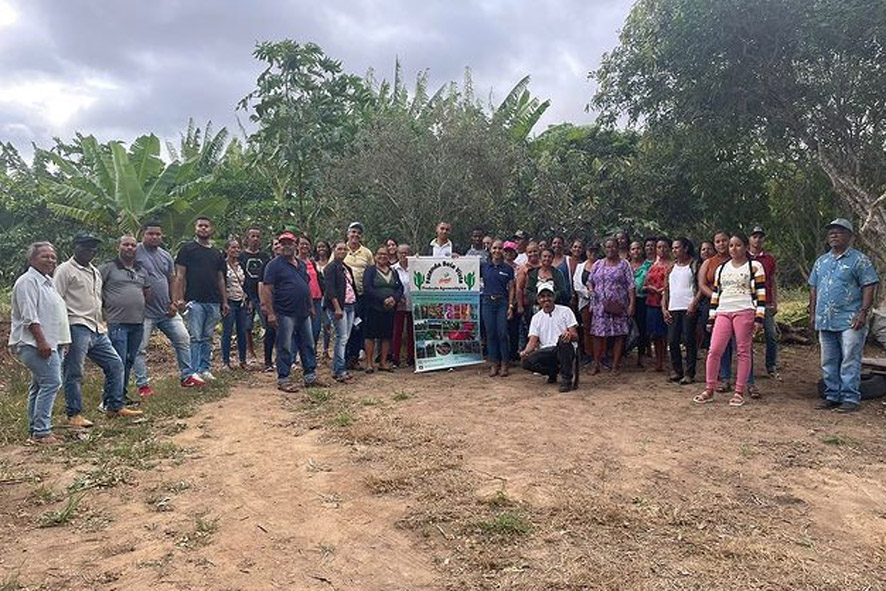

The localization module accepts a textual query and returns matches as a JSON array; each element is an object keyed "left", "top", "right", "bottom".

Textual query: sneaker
[
  {"left": 181, "top": 375, "right": 205, "bottom": 388},
  {"left": 199, "top": 371, "right": 216, "bottom": 381},
  {"left": 27, "top": 433, "right": 62, "bottom": 445},
  {"left": 668, "top": 373, "right": 683, "bottom": 383},
  {"left": 263, "top": 365, "right": 275, "bottom": 373},
  {"left": 189, "top": 373, "right": 206, "bottom": 385},
  {"left": 138, "top": 385, "right": 155, "bottom": 398},
  {"left": 559, "top": 379, "right": 573, "bottom": 393},
  {"left": 747, "top": 384, "right": 761, "bottom": 398},
  {"left": 67, "top": 414, "right": 93, "bottom": 428},
  {"left": 106, "top": 407, "right": 144, "bottom": 418},
  {"left": 835, "top": 402, "right": 860, "bottom": 413},
  {"left": 679, "top": 376, "right": 695, "bottom": 385},
  {"left": 816, "top": 399, "right": 840, "bottom": 410},
  {"left": 97, "top": 402, "right": 105, "bottom": 412},
  {"left": 546, "top": 374, "right": 557, "bottom": 384},
  {"left": 305, "top": 379, "right": 329, "bottom": 388}
]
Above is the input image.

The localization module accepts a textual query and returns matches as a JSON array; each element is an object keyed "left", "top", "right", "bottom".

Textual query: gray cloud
[{"left": 0, "top": 0, "right": 632, "bottom": 155}]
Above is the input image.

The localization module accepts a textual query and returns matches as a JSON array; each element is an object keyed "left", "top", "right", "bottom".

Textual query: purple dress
[{"left": 588, "top": 259, "right": 634, "bottom": 337}]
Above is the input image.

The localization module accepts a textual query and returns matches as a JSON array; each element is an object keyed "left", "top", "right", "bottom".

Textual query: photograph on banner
[{"left": 408, "top": 256, "right": 482, "bottom": 372}]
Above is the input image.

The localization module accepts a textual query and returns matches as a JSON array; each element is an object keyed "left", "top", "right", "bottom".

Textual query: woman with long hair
[
  {"left": 642, "top": 238, "right": 672, "bottom": 372},
  {"left": 314, "top": 239, "right": 332, "bottom": 360},
  {"left": 573, "top": 242, "right": 598, "bottom": 363},
  {"left": 663, "top": 237, "right": 699, "bottom": 384},
  {"left": 630, "top": 240, "right": 653, "bottom": 367},
  {"left": 222, "top": 238, "right": 250, "bottom": 369},
  {"left": 362, "top": 246, "right": 404, "bottom": 373},
  {"left": 698, "top": 231, "right": 732, "bottom": 390},
  {"left": 297, "top": 235, "right": 324, "bottom": 350},
  {"left": 587, "top": 237, "right": 636, "bottom": 375},
  {"left": 693, "top": 234, "right": 766, "bottom": 407}
]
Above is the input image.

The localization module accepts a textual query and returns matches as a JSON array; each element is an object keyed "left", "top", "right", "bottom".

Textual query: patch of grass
[
  {"left": 331, "top": 411, "right": 354, "bottom": 427},
  {"left": 739, "top": 444, "right": 755, "bottom": 458},
  {"left": 68, "top": 461, "right": 133, "bottom": 491},
  {"left": 28, "top": 483, "right": 61, "bottom": 505},
  {"left": 483, "top": 490, "right": 514, "bottom": 508},
  {"left": 306, "top": 389, "right": 333, "bottom": 404},
  {"left": 820, "top": 433, "right": 861, "bottom": 447},
  {"left": 474, "top": 511, "right": 532, "bottom": 537},
  {"left": 147, "top": 494, "right": 174, "bottom": 512},
  {"left": 392, "top": 389, "right": 413, "bottom": 401},
  {"left": 0, "top": 567, "right": 22, "bottom": 591},
  {"left": 176, "top": 514, "right": 219, "bottom": 549},
  {"left": 37, "top": 492, "right": 86, "bottom": 528},
  {"left": 361, "top": 396, "right": 381, "bottom": 406}
]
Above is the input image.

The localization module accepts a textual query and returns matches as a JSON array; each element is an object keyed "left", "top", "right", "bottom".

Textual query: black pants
[
  {"left": 507, "top": 314, "right": 521, "bottom": 362},
  {"left": 521, "top": 342, "right": 577, "bottom": 381},
  {"left": 668, "top": 310, "right": 697, "bottom": 378},
  {"left": 634, "top": 297, "right": 649, "bottom": 356}
]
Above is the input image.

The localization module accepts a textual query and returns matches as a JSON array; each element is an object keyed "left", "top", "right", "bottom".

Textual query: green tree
[{"left": 593, "top": 0, "right": 886, "bottom": 266}]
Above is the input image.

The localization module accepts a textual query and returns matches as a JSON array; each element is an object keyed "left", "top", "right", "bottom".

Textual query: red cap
[{"left": 278, "top": 231, "right": 297, "bottom": 242}]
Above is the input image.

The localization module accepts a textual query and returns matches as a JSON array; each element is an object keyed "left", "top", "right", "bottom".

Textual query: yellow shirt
[
  {"left": 54, "top": 258, "right": 106, "bottom": 333},
  {"left": 344, "top": 245, "right": 374, "bottom": 294}
]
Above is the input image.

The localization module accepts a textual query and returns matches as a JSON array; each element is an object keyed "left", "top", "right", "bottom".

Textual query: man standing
[
  {"left": 55, "top": 233, "right": 141, "bottom": 424},
  {"left": 424, "top": 221, "right": 458, "bottom": 257},
  {"left": 174, "top": 217, "right": 228, "bottom": 381},
  {"left": 513, "top": 230, "right": 530, "bottom": 266},
  {"left": 9, "top": 242, "right": 71, "bottom": 444},
  {"left": 239, "top": 226, "right": 269, "bottom": 363},
  {"left": 464, "top": 226, "right": 489, "bottom": 263},
  {"left": 392, "top": 244, "right": 414, "bottom": 367},
  {"left": 261, "top": 231, "right": 324, "bottom": 392},
  {"left": 809, "top": 218, "right": 879, "bottom": 412},
  {"left": 101, "top": 235, "right": 150, "bottom": 401},
  {"left": 134, "top": 222, "right": 204, "bottom": 392},
  {"left": 344, "top": 222, "right": 374, "bottom": 367},
  {"left": 519, "top": 283, "right": 579, "bottom": 392},
  {"left": 748, "top": 226, "right": 779, "bottom": 376}
]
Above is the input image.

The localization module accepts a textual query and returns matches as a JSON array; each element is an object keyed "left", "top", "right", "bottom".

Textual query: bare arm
[
  {"left": 520, "top": 335, "right": 540, "bottom": 358},
  {"left": 173, "top": 264, "right": 187, "bottom": 307},
  {"left": 809, "top": 287, "right": 817, "bottom": 331},
  {"left": 852, "top": 284, "right": 877, "bottom": 330},
  {"left": 698, "top": 259, "right": 714, "bottom": 298},
  {"left": 260, "top": 283, "right": 277, "bottom": 327},
  {"left": 217, "top": 270, "right": 230, "bottom": 316}
]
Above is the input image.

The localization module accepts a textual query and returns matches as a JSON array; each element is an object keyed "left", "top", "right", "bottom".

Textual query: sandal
[
  {"left": 748, "top": 385, "right": 761, "bottom": 399},
  {"left": 378, "top": 365, "right": 395, "bottom": 373},
  {"left": 728, "top": 392, "right": 745, "bottom": 407},
  {"left": 692, "top": 390, "right": 715, "bottom": 404},
  {"left": 364, "top": 367, "right": 375, "bottom": 374}
]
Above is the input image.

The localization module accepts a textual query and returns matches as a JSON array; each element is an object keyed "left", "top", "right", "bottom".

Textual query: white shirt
[
  {"left": 717, "top": 260, "right": 763, "bottom": 313},
  {"left": 9, "top": 267, "right": 71, "bottom": 349},
  {"left": 429, "top": 240, "right": 454, "bottom": 258},
  {"left": 393, "top": 262, "right": 411, "bottom": 310},
  {"left": 668, "top": 262, "right": 695, "bottom": 311},
  {"left": 529, "top": 304, "right": 577, "bottom": 349},
  {"left": 515, "top": 253, "right": 528, "bottom": 266}
]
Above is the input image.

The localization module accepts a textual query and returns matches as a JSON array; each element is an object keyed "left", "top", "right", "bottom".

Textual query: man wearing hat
[
  {"left": 748, "top": 226, "right": 779, "bottom": 377},
  {"left": 343, "top": 222, "right": 374, "bottom": 368},
  {"left": 808, "top": 218, "right": 880, "bottom": 412},
  {"left": 519, "top": 281, "right": 579, "bottom": 392},
  {"left": 55, "top": 232, "right": 141, "bottom": 426},
  {"left": 261, "top": 231, "right": 324, "bottom": 392},
  {"left": 513, "top": 231, "right": 529, "bottom": 266}
]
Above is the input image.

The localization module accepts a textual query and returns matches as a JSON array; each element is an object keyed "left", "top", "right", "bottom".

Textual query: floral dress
[{"left": 588, "top": 258, "right": 634, "bottom": 337}]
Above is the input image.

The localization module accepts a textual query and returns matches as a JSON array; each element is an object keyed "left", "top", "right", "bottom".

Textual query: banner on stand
[{"left": 408, "top": 256, "right": 483, "bottom": 372}]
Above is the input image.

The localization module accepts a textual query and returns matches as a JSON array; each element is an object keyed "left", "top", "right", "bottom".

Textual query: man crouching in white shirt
[{"left": 519, "top": 282, "right": 579, "bottom": 392}]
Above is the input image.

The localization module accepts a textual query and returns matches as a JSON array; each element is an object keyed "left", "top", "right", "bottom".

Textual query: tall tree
[{"left": 593, "top": 0, "right": 886, "bottom": 265}]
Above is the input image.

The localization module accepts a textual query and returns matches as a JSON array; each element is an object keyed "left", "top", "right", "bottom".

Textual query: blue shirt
[
  {"left": 808, "top": 248, "right": 879, "bottom": 331},
  {"left": 480, "top": 261, "right": 514, "bottom": 298},
  {"left": 262, "top": 256, "right": 312, "bottom": 319}
]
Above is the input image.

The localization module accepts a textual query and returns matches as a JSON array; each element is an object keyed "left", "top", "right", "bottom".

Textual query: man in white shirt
[
  {"left": 519, "top": 282, "right": 579, "bottom": 392},
  {"left": 424, "top": 221, "right": 458, "bottom": 257}
]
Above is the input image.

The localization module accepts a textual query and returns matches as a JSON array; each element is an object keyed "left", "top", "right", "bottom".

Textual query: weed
[
  {"left": 361, "top": 396, "right": 381, "bottom": 406},
  {"left": 0, "top": 566, "right": 22, "bottom": 591},
  {"left": 165, "top": 480, "right": 192, "bottom": 493},
  {"left": 332, "top": 412, "right": 354, "bottom": 427},
  {"left": 28, "top": 483, "right": 60, "bottom": 505},
  {"left": 475, "top": 511, "right": 532, "bottom": 536},
  {"left": 484, "top": 490, "right": 513, "bottom": 508},
  {"left": 37, "top": 492, "right": 86, "bottom": 528},
  {"left": 820, "top": 434, "right": 861, "bottom": 447},
  {"left": 176, "top": 514, "right": 219, "bottom": 549},
  {"left": 307, "top": 389, "right": 333, "bottom": 404},
  {"left": 68, "top": 461, "right": 132, "bottom": 491},
  {"left": 392, "top": 390, "right": 412, "bottom": 401},
  {"left": 739, "top": 444, "right": 755, "bottom": 458}
]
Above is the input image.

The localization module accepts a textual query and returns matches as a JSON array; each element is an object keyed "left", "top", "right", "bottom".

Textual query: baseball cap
[
  {"left": 514, "top": 230, "right": 528, "bottom": 240},
  {"left": 536, "top": 281, "right": 555, "bottom": 296},
  {"left": 72, "top": 232, "right": 102, "bottom": 246},
  {"left": 347, "top": 222, "right": 364, "bottom": 233},
  {"left": 750, "top": 226, "right": 765, "bottom": 236},
  {"left": 825, "top": 218, "right": 854, "bottom": 233},
  {"left": 277, "top": 231, "right": 297, "bottom": 242},
  {"left": 502, "top": 240, "right": 518, "bottom": 252}
]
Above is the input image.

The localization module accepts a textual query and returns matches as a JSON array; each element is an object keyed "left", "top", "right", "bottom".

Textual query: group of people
[{"left": 9, "top": 214, "right": 879, "bottom": 444}]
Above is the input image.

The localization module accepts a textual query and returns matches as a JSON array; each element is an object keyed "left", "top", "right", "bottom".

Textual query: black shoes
[
  {"left": 835, "top": 402, "right": 860, "bottom": 413},
  {"left": 816, "top": 400, "right": 841, "bottom": 410}
]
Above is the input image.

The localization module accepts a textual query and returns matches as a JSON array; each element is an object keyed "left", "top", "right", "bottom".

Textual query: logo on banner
[{"left": 413, "top": 260, "right": 476, "bottom": 291}]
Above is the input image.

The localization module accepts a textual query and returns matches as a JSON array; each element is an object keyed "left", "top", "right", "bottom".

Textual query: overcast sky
[{"left": 0, "top": 0, "right": 632, "bottom": 156}]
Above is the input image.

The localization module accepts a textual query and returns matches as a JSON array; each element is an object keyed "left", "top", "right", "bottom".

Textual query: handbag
[{"left": 603, "top": 299, "right": 626, "bottom": 316}]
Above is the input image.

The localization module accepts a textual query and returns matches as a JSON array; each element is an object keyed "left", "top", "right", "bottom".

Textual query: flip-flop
[
  {"left": 728, "top": 393, "right": 745, "bottom": 407},
  {"left": 692, "top": 390, "right": 715, "bottom": 404}
]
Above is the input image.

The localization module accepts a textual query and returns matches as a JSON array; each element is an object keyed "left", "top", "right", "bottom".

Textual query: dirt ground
[{"left": 1, "top": 344, "right": 886, "bottom": 590}]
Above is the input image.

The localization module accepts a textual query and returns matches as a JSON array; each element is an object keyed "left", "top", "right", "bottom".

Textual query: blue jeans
[
  {"left": 186, "top": 302, "right": 221, "bottom": 374},
  {"left": 64, "top": 325, "right": 125, "bottom": 414},
  {"left": 331, "top": 304, "right": 356, "bottom": 377},
  {"left": 16, "top": 344, "right": 63, "bottom": 436},
  {"left": 108, "top": 323, "right": 144, "bottom": 396},
  {"left": 310, "top": 299, "right": 323, "bottom": 349},
  {"left": 819, "top": 328, "right": 867, "bottom": 406},
  {"left": 276, "top": 315, "right": 317, "bottom": 384},
  {"left": 221, "top": 300, "right": 249, "bottom": 365},
  {"left": 134, "top": 314, "right": 193, "bottom": 385},
  {"left": 482, "top": 297, "right": 510, "bottom": 363},
  {"left": 763, "top": 307, "right": 778, "bottom": 372}
]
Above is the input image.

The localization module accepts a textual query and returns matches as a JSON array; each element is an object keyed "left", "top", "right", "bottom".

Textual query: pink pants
[{"left": 705, "top": 309, "right": 755, "bottom": 394}]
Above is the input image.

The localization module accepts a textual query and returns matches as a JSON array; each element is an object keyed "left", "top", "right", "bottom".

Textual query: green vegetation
[
  {"left": 331, "top": 411, "right": 354, "bottom": 428},
  {"left": 474, "top": 511, "right": 532, "bottom": 536},
  {"left": 37, "top": 492, "right": 86, "bottom": 528}
]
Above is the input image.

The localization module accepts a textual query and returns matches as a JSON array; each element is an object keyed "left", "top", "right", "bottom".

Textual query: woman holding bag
[{"left": 587, "top": 237, "right": 635, "bottom": 375}]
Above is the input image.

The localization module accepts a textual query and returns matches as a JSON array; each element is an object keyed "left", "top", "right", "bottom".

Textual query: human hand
[
  {"left": 36, "top": 340, "right": 52, "bottom": 359},
  {"left": 267, "top": 313, "right": 278, "bottom": 329},
  {"left": 663, "top": 310, "right": 673, "bottom": 325}
]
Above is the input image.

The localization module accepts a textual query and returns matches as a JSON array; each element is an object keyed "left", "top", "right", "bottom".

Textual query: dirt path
[{"left": 2, "top": 344, "right": 886, "bottom": 590}]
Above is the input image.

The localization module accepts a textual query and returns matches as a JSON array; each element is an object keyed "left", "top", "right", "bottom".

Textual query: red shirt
[
  {"left": 750, "top": 250, "right": 776, "bottom": 302},
  {"left": 644, "top": 261, "right": 669, "bottom": 308},
  {"left": 303, "top": 258, "right": 322, "bottom": 300}
]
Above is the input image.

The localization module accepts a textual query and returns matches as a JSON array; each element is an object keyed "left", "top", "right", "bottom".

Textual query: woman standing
[
  {"left": 630, "top": 240, "right": 653, "bottom": 367},
  {"left": 314, "top": 239, "right": 332, "bottom": 360},
  {"left": 698, "top": 231, "right": 732, "bottom": 389},
  {"left": 362, "top": 246, "right": 404, "bottom": 373},
  {"left": 324, "top": 241, "right": 357, "bottom": 383},
  {"left": 642, "top": 238, "right": 672, "bottom": 372},
  {"left": 503, "top": 241, "right": 522, "bottom": 362},
  {"left": 587, "top": 238, "right": 636, "bottom": 375},
  {"left": 693, "top": 234, "right": 766, "bottom": 407},
  {"left": 297, "top": 236, "right": 324, "bottom": 350},
  {"left": 572, "top": 242, "right": 599, "bottom": 362},
  {"left": 525, "top": 248, "right": 569, "bottom": 309},
  {"left": 481, "top": 240, "right": 516, "bottom": 377},
  {"left": 663, "top": 237, "right": 699, "bottom": 384},
  {"left": 315, "top": 240, "right": 331, "bottom": 272},
  {"left": 222, "top": 238, "right": 249, "bottom": 369},
  {"left": 696, "top": 240, "right": 715, "bottom": 350}
]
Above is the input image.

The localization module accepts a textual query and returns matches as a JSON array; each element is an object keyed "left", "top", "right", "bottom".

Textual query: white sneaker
[
  {"left": 189, "top": 373, "right": 206, "bottom": 385},
  {"left": 199, "top": 371, "right": 216, "bottom": 381}
]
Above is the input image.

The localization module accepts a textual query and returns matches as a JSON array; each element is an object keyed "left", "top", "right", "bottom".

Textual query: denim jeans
[
  {"left": 819, "top": 328, "right": 867, "bottom": 406},
  {"left": 310, "top": 299, "right": 323, "bottom": 350},
  {"left": 482, "top": 297, "right": 510, "bottom": 363},
  {"left": 108, "top": 323, "right": 144, "bottom": 396},
  {"left": 221, "top": 300, "right": 249, "bottom": 365},
  {"left": 186, "top": 302, "right": 221, "bottom": 374},
  {"left": 763, "top": 306, "right": 778, "bottom": 372},
  {"left": 331, "top": 304, "right": 356, "bottom": 377},
  {"left": 16, "top": 344, "right": 63, "bottom": 436},
  {"left": 134, "top": 314, "right": 193, "bottom": 385},
  {"left": 276, "top": 314, "right": 317, "bottom": 384},
  {"left": 64, "top": 325, "right": 125, "bottom": 414}
]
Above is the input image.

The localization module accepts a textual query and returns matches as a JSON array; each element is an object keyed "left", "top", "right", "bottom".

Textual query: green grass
[
  {"left": 474, "top": 511, "right": 532, "bottom": 536},
  {"left": 820, "top": 433, "right": 861, "bottom": 447},
  {"left": 360, "top": 396, "right": 381, "bottom": 406},
  {"left": 28, "top": 484, "right": 60, "bottom": 505},
  {"left": 331, "top": 411, "right": 354, "bottom": 427},
  {"left": 306, "top": 388, "right": 333, "bottom": 404},
  {"left": 37, "top": 492, "right": 86, "bottom": 528},
  {"left": 392, "top": 389, "right": 412, "bottom": 401},
  {"left": 176, "top": 513, "right": 219, "bottom": 549}
]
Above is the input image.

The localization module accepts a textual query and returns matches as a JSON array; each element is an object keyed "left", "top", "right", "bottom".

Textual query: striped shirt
[{"left": 709, "top": 259, "right": 766, "bottom": 323}]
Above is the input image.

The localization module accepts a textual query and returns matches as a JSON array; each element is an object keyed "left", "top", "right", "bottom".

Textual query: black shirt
[
  {"left": 239, "top": 249, "right": 270, "bottom": 299},
  {"left": 175, "top": 241, "right": 225, "bottom": 303},
  {"left": 262, "top": 256, "right": 311, "bottom": 319}
]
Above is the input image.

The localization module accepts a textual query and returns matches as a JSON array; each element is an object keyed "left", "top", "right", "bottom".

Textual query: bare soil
[{"left": 2, "top": 344, "right": 886, "bottom": 590}]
